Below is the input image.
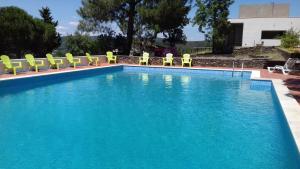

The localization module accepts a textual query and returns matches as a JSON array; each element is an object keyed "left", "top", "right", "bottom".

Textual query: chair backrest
[
  {"left": 46, "top": 53, "right": 56, "bottom": 65},
  {"left": 284, "top": 58, "right": 297, "bottom": 70},
  {"left": 183, "top": 54, "right": 190, "bottom": 59},
  {"left": 0, "top": 55, "right": 12, "bottom": 69},
  {"left": 143, "top": 52, "right": 149, "bottom": 60},
  {"left": 25, "top": 54, "right": 36, "bottom": 66},
  {"left": 65, "top": 53, "right": 74, "bottom": 63},
  {"left": 182, "top": 53, "right": 191, "bottom": 62},
  {"left": 166, "top": 53, "right": 173, "bottom": 61},
  {"left": 106, "top": 51, "right": 113, "bottom": 58},
  {"left": 86, "top": 53, "right": 92, "bottom": 62}
]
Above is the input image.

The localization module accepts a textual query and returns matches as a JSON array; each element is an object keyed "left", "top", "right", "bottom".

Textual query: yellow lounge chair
[
  {"left": 139, "top": 52, "right": 149, "bottom": 65},
  {"left": 86, "top": 53, "right": 99, "bottom": 66},
  {"left": 163, "top": 53, "right": 173, "bottom": 66},
  {"left": 46, "top": 53, "right": 63, "bottom": 70},
  {"left": 0, "top": 55, "right": 23, "bottom": 75},
  {"left": 106, "top": 51, "right": 117, "bottom": 64},
  {"left": 65, "top": 53, "right": 81, "bottom": 68},
  {"left": 181, "top": 54, "right": 192, "bottom": 67},
  {"left": 25, "top": 54, "right": 45, "bottom": 72}
]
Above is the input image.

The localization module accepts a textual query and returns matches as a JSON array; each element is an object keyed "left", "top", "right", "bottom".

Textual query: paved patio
[{"left": 1, "top": 64, "right": 300, "bottom": 104}]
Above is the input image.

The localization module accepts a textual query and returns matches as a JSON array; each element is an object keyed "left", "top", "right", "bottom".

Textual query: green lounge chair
[
  {"left": 106, "top": 51, "right": 117, "bottom": 64},
  {"left": 0, "top": 55, "right": 22, "bottom": 75},
  {"left": 86, "top": 53, "right": 99, "bottom": 66},
  {"left": 65, "top": 53, "right": 81, "bottom": 68},
  {"left": 25, "top": 54, "right": 45, "bottom": 72},
  {"left": 46, "top": 53, "right": 63, "bottom": 70},
  {"left": 139, "top": 52, "right": 149, "bottom": 65},
  {"left": 181, "top": 54, "right": 192, "bottom": 67},
  {"left": 163, "top": 53, "right": 173, "bottom": 66}
]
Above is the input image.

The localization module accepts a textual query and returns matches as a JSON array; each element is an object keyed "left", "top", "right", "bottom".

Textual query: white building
[{"left": 228, "top": 3, "right": 300, "bottom": 47}]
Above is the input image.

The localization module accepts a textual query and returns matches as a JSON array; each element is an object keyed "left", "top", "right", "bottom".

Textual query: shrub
[{"left": 281, "top": 28, "right": 300, "bottom": 49}]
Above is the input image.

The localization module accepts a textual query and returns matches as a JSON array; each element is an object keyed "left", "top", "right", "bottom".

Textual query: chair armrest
[
  {"left": 54, "top": 59, "right": 63, "bottom": 64},
  {"left": 74, "top": 58, "right": 81, "bottom": 62},
  {"left": 11, "top": 61, "right": 22, "bottom": 67},
  {"left": 92, "top": 57, "right": 99, "bottom": 61},
  {"left": 36, "top": 59, "right": 44, "bottom": 65}
]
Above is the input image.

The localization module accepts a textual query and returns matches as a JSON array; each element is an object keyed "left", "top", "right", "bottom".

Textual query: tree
[
  {"left": 39, "top": 7, "right": 61, "bottom": 55},
  {"left": 0, "top": 7, "right": 35, "bottom": 58},
  {"left": 281, "top": 28, "right": 300, "bottom": 49},
  {"left": 163, "top": 28, "right": 187, "bottom": 47},
  {"left": 77, "top": 0, "right": 191, "bottom": 53},
  {"left": 0, "top": 6, "right": 61, "bottom": 58},
  {"left": 64, "top": 32, "right": 96, "bottom": 56},
  {"left": 139, "top": 0, "right": 190, "bottom": 47},
  {"left": 39, "top": 7, "right": 58, "bottom": 26},
  {"left": 78, "top": 0, "right": 143, "bottom": 54},
  {"left": 193, "top": 0, "right": 234, "bottom": 54}
]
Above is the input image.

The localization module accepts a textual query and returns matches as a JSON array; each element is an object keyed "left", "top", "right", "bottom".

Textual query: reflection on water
[
  {"left": 163, "top": 75, "right": 173, "bottom": 88},
  {"left": 106, "top": 74, "right": 114, "bottom": 86},
  {"left": 140, "top": 73, "right": 149, "bottom": 85},
  {"left": 106, "top": 74, "right": 114, "bottom": 82},
  {"left": 181, "top": 76, "right": 191, "bottom": 88},
  {"left": 65, "top": 82, "right": 74, "bottom": 92}
]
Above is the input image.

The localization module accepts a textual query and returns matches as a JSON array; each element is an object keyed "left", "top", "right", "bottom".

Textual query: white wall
[{"left": 229, "top": 18, "right": 300, "bottom": 47}]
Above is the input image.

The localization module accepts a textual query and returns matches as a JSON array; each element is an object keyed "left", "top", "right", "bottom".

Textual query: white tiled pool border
[
  {"left": 0, "top": 65, "right": 121, "bottom": 82},
  {"left": 271, "top": 79, "right": 300, "bottom": 151},
  {"left": 1, "top": 64, "right": 300, "bottom": 152}
]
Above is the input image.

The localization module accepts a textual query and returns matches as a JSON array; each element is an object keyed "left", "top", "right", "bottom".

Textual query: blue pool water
[{"left": 0, "top": 66, "right": 299, "bottom": 169}]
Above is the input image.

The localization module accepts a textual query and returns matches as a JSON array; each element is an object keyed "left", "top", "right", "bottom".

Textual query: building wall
[
  {"left": 239, "top": 4, "right": 289, "bottom": 18},
  {"left": 229, "top": 18, "right": 300, "bottom": 47}
]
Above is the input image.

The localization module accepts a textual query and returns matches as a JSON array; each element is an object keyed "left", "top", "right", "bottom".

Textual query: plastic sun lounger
[
  {"left": 65, "top": 53, "right": 81, "bottom": 68},
  {"left": 46, "top": 53, "right": 63, "bottom": 70},
  {"left": 163, "top": 53, "right": 174, "bottom": 66},
  {"left": 0, "top": 55, "right": 23, "bottom": 75},
  {"left": 25, "top": 54, "right": 45, "bottom": 72},
  {"left": 86, "top": 53, "right": 99, "bottom": 66},
  {"left": 106, "top": 51, "right": 117, "bottom": 64},
  {"left": 139, "top": 52, "right": 150, "bottom": 65},
  {"left": 267, "top": 58, "right": 297, "bottom": 75},
  {"left": 181, "top": 53, "right": 192, "bottom": 67}
]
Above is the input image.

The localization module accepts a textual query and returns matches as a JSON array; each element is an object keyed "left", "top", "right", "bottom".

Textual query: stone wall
[
  {"left": 233, "top": 46, "right": 277, "bottom": 57},
  {"left": 277, "top": 48, "right": 300, "bottom": 60},
  {"left": 116, "top": 55, "right": 276, "bottom": 69}
]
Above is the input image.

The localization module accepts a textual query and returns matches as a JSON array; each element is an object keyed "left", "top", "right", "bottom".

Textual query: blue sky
[{"left": 1, "top": 0, "right": 300, "bottom": 41}]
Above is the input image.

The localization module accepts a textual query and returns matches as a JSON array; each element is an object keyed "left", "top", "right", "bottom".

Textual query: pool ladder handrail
[
  {"left": 241, "top": 61, "right": 244, "bottom": 77},
  {"left": 232, "top": 61, "right": 244, "bottom": 77},
  {"left": 232, "top": 61, "right": 235, "bottom": 77}
]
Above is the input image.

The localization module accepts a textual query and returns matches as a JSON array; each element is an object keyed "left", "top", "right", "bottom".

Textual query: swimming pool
[{"left": 0, "top": 66, "right": 299, "bottom": 169}]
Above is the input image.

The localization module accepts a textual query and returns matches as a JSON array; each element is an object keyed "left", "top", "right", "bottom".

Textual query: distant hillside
[
  {"left": 57, "top": 36, "right": 210, "bottom": 53},
  {"left": 155, "top": 38, "right": 210, "bottom": 48}
]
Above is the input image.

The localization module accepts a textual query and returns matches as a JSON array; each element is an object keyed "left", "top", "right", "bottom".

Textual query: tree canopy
[
  {"left": 0, "top": 6, "right": 61, "bottom": 58},
  {"left": 77, "top": 0, "right": 191, "bottom": 53},
  {"left": 139, "top": 0, "right": 190, "bottom": 47},
  {"left": 193, "top": 0, "right": 234, "bottom": 54}
]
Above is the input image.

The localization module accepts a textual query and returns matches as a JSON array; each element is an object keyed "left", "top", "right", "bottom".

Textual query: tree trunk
[{"left": 126, "top": 2, "right": 136, "bottom": 55}]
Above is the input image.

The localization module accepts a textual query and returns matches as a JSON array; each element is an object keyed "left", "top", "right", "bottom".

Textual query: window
[{"left": 261, "top": 31, "right": 286, "bottom": 39}]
